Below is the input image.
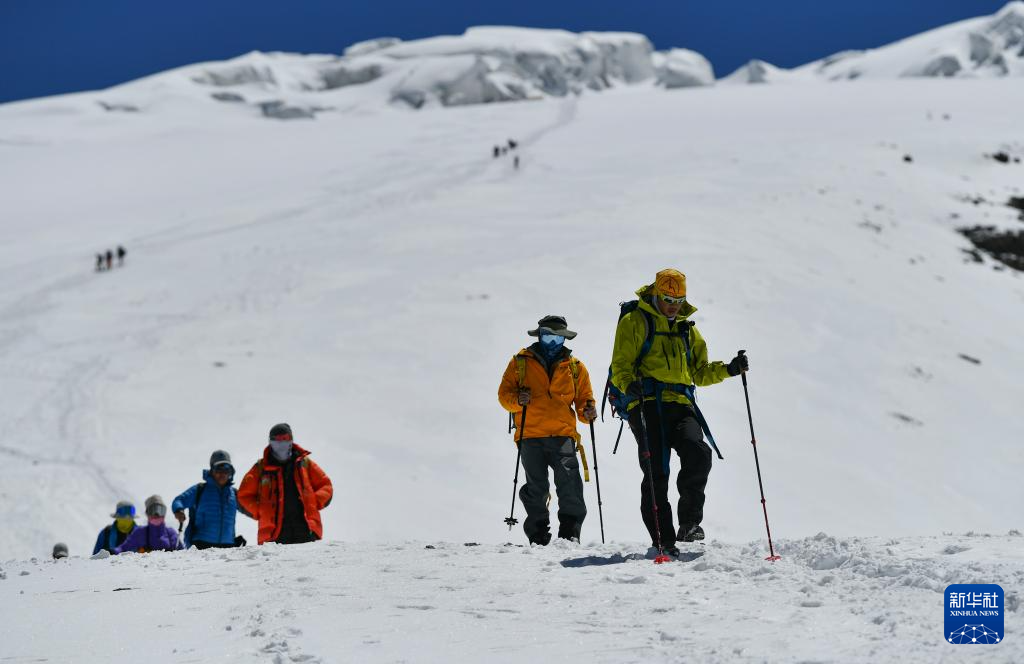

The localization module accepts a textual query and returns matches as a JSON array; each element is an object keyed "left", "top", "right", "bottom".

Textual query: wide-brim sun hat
[
  {"left": 110, "top": 500, "right": 135, "bottom": 518},
  {"left": 527, "top": 315, "right": 577, "bottom": 339}
]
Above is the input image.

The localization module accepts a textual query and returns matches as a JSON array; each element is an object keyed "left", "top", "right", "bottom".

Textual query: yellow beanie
[{"left": 654, "top": 269, "right": 686, "bottom": 298}]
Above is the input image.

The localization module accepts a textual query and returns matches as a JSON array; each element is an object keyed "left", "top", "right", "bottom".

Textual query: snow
[
  {"left": 720, "top": 59, "right": 794, "bottom": 85},
  {"left": 727, "top": 1, "right": 1024, "bottom": 83},
  {"left": 92, "top": 27, "right": 659, "bottom": 114},
  {"left": 654, "top": 49, "right": 715, "bottom": 88},
  {"left": 2, "top": 12, "right": 1024, "bottom": 661},
  {"left": 2, "top": 534, "right": 1022, "bottom": 661}
]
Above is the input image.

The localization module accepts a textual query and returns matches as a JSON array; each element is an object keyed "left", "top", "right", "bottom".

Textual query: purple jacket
[{"left": 113, "top": 523, "right": 182, "bottom": 554}]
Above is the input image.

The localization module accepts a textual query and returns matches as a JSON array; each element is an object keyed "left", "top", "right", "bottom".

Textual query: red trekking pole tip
[
  {"left": 654, "top": 554, "right": 671, "bottom": 564},
  {"left": 765, "top": 555, "right": 781, "bottom": 562}
]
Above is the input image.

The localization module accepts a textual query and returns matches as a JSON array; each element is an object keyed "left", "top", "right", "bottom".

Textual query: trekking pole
[
  {"left": 587, "top": 402, "right": 605, "bottom": 544},
  {"left": 738, "top": 350, "right": 781, "bottom": 562},
  {"left": 636, "top": 396, "right": 670, "bottom": 564},
  {"left": 504, "top": 404, "right": 527, "bottom": 530}
]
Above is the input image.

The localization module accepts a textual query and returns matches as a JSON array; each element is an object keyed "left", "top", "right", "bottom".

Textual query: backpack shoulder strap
[
  {"left": 568, "top": 356, "right": 580, "bottom": 399},
  {"left": 515, "top": 355, "right": 526, "bottom": 388},
  {"left": 681, "top": 321, "right": 693, "bottom": 366},
  {"left": 635, "top": 309, "right": 656, "bottom": 368},
  {"left": 195, "top": 481, "right": 207, "bottom": 507}
]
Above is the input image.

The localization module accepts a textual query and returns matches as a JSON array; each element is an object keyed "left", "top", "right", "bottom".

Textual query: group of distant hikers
[
  {"left": 51, "top": 424, "right": 333, "bottom": 559},
  {"left": 493, "top": 138, "right": 520, "bottom": 169},
  {"left": 95, "top": 245, "right": 127, "bottom": 272},
  {"left": 498, "top": 268, "right": 749, "bottom": 559},
  {"left": 51, "top": 267, "right": 749, "bottom": 562}
]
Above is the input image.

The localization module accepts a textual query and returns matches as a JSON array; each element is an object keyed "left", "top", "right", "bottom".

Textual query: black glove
[
  {"left": 626, "top": 381, "right": 644, "bottom": 399},
  {"left": 727, "top": 353, "right": 749, "bottom": 376}
]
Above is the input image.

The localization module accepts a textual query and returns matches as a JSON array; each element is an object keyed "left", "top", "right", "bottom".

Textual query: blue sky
[{"left": 0, "top": 0, "right": 1011, "bottom": 104}]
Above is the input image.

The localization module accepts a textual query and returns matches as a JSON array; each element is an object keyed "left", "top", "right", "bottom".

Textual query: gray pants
[{"left": 518, "top": 436, "right": 587, "bottom": 543}]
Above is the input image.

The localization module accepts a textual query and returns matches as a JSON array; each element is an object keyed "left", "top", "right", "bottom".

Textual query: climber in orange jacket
[
  {"left": 498, "top": 315, "right": 596, "bottom": 545},
  {"left": 237, "top": 423, "right": 333, "bottom": 545}
]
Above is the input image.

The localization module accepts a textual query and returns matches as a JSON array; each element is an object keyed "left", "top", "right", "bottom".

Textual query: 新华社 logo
[{"left": 945, "top": 584, "right": 1004, "bottom": 644}]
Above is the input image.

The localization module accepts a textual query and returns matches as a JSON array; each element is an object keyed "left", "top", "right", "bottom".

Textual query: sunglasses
[
  {"left": 659, "top": 294, "right": 686, "bottom": 305},
  {"left": 271, "top": 433, "right": 292, "bottom": 442},
  {"left": 540, "top": 334, "right": 565, "bottom": 345},
  {"left": 115, "top": 505, "right": 136, "bottom": 518},
  {"left": 211, "top": 466, "right": 233, "bottom": 475},
  {"left": 146, "top": 504, "right": 167, "bottom": 518}
]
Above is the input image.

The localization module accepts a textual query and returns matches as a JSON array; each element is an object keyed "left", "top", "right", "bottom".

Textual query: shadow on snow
[{"left": 560, "top": 550, "right": 704, "bottom": 568}]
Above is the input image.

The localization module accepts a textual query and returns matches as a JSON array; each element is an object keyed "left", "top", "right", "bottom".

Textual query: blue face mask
[{"left": 540, "top": 333, "right": 565, "bottom": 355}]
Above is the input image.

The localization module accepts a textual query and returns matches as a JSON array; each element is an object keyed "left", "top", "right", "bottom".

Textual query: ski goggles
[
  {"left": 659, "top": 293, "right": 686, "bottom": 305},
  {"left": 270, "top": 432, "right": 293, "bottom": 442},
  {"left": 114, "top": 504, "right": 136, "bottom": 518},
  {"left": 540, "top": 334, "right": 565, "bottom": 345},
  {"left": 145, "top": 504, "right": 167, "bottom": 518}
]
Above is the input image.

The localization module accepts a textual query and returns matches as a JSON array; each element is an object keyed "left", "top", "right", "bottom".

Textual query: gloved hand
[
  {"left": 174, "top": 510, "right": 186, "bottom": 525},
  {"left": 517, "top": 389, "right": 531, "bottom": 406},
  {"left": 727, "top": 353, "right": 749, "bottom": 376},
  {"left": 626, "top": 381, "right": 644, "bottom": 400},
  {"left": 582, "top": 402, "right": 598, "bottom": 422}
]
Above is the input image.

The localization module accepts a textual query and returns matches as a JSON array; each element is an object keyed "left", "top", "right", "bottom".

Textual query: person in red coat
[{"left": 237, "top": 423, "right": 333, "bottom": 545}]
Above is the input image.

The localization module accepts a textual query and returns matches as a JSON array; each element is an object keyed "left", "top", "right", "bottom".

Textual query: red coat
[{"left": 237, "top": 444, "right": 333, "bottom": 544}]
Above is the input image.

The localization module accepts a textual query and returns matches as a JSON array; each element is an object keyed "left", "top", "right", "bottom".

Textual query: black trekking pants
[
  {"left": 628, "top": 401, "right": 712, "bottom": 548},
  {"left": 518, "top": 436, "right": 587, "bottom": 543}
]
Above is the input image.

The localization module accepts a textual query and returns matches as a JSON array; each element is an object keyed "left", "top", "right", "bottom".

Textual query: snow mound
[
  {"left": 720, "top": 58, "right": 796, "bottom": 84},
  {"left": 653, "top": 48, "right": 715, "bottom": 88}
]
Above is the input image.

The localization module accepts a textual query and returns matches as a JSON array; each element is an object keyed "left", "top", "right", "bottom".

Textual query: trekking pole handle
[{"left": 738, "top": 349, "right": 748, "bottom": 385}]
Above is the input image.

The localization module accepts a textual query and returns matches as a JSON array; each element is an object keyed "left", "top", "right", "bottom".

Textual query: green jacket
[{"left": 610, "top": 284, "right": 731, "bottom": 408}]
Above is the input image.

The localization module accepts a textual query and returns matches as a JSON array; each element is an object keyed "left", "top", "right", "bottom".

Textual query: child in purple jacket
[{"left": 114, "top": 495, "right": 183, "bottom": 554}]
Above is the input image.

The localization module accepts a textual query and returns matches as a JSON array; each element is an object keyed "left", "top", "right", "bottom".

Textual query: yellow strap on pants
[{"left": 576, "top": 441, "right": 590, "bottom": 482}]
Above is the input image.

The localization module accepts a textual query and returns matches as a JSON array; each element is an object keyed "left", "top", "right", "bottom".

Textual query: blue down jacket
[{"left": 172, "top": 470, "right": 239, "bottom": 546}]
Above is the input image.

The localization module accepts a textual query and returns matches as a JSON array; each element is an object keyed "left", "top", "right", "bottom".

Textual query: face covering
[
  {"left": 540, "top": 333, "right": 565, "bottom": 358},
  {"left": 270, "top": 439, "right": 293, "bottom": 462},
  {"left": 115, "top": 517, "right": 135, "bottom": 533},
  {"left": 148, "top": 516, "right": 165, "bottom": 527}
]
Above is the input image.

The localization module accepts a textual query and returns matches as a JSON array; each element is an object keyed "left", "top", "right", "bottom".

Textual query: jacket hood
[
  {"left": 260, "top": 442, "right": 312, "bottom": 467},
  {"left": 636, "top": 283, "right": 698, "bottom": 319}
]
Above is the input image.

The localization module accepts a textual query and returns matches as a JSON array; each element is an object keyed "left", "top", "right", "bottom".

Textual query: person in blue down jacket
[{"left": 172, "top": 450, "right": 242, "bottom": 549}]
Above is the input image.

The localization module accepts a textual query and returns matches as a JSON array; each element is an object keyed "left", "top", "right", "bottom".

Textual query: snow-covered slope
[
  {"left": 1, "top": 74, "right": 1022, "bottom": 567},
  {"left": 2, "top": 533, "right": 1022, "bottom": 662},
  {"left": 726, "top": 1, "right": 1024, "bottom": 83}
]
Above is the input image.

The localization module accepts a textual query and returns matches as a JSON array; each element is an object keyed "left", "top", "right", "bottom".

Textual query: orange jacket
[
  {"left": 237, "top": 444, "right": 333, "bottom": 544},
  {"left": 498, "top": 347, "right": 594, "bottom": 440}
]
